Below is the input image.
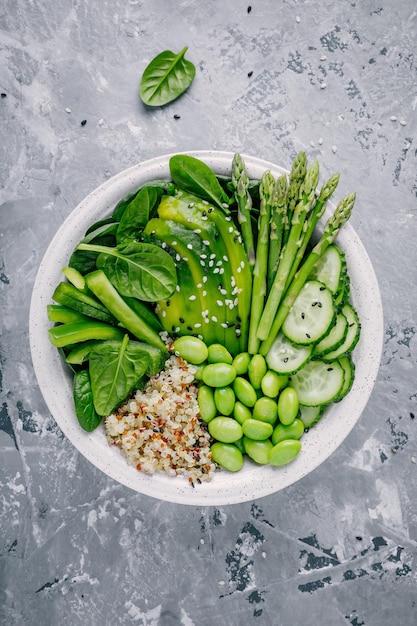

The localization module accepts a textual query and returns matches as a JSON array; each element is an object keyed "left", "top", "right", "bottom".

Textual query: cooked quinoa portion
[{"left": 104, "top": 355, "right": 217, "bottom": 484}]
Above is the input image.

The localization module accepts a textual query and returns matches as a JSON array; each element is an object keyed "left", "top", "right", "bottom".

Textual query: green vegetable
[
  {"left": 89, "top": 335, "right": 150, "bottom": 416},
  {"left": 252, "top": 396, "right": 278, "bottom": 425},
  {"left": 271, "top": 419, "right": 305, "bottom": 445},
  {"left": 214, "top": 386, "right": 236, "bottom": 416},
  {"left": 202, "top": 363, "right": 237, "bottom": 388},
  {"left": 210, "top": 442, "right": 244, "bottom": 472},
  {"left": 139, "top": 47, "right": 196, "bottom": 107},
  {"left": 259, "top": 191, "right": 356, "bottom": 355},
  {"left": 197, "top": 385, "right": 217, "bottom": 423},
  {"left": 52, "top": 281, "right": 116, "bottom": 324},
  {"left": 48, "top": 320, "right": 125, "bottom": 348},
  {"left": 269, "top": 439, "right": 302, "bottom": 466},
  {"left": 277, "top": 387, "right": 299, "bottom": 425},
  {"left": 169, "top": 155, "right": 230, "bottom": 210},
  {"left": 231, "top": 153, "right": 255, "bottom": 267},
  {"left": 77, "top": 241, "right": 177, "bottom": 303},
  {"left": 85, "top": 269, "right": 167, "bottom": 351},
  {"left": 73, "top": 369, "right": 102, "bottom": 432},
  {"left": 173, "top": 335, "right": 208, "bottom": 365},
  {"left": 243, "top": 437, "right": 273, "bottom": 464},
  {"left": 116, "top": 186, "right": 164, "bottom": 244},
  {"left": 208, "top": 416, "right": 243, "bottom": 444}
]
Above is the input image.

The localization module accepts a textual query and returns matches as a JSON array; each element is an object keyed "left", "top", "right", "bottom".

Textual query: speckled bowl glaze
[{"left": 29, "top": 151, "right": 383, "bottom": 506}]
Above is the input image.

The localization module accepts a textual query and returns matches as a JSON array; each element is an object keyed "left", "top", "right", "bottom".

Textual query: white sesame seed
[
  {"left": 203, "top": 276, "right": 208, "bottom": 283},
  {"left": 202, "top": 240, "right": 210, "bottom": 246},
  {"left": 295, "top": 15, "right": 300, "bottom": 23},
  {"left": 228, "top": 226, "right": 234, "bottom": 233},
  {"left": 213, "top": 268, "right": 219, "bottom": 274},
  {"left": 189, "top": 295, "right": 197, "bottom": 301},
  {"left": 211, "top": 316, "right": 218, "bottom": 322},
  {"left": 187, "top": 243, "right": 193, "bottom": 250},
  {"left": 221, "top": 323, "right": 228, "bottom": 328},
  {"left": 310, "top": 141, "right": 315, "bottom": 147},
  {"left": 217, "top": 300, "right": 223, "bottom": 306},
  {"left": 209, "top": 260, "right": 214, "bottom": 267},
  {"left": 197, "top": 283, "right": 202, "bottom": 288},
  {"left": 176, "top": 285, "right": 181, "bottom": 292},
  {"left": 411, "top": 456, "right": 416, "bottom": 463},
  {"left": 194, "top": 228, "right": 201, "bottom": 234},
  {"left": 318, "top": 137, "right": 323, "bottom": 145},
  {"left": 161, "top": 310, "right": 166, "bottom": 317},
  {"left": 202, "top": 200, "right": 209, "bottom": 205},
  {"left": 171, "top": 241, "right": 177, "bottom": 246},
  {"left": 202, "top": 290, "right": 207, "bottom": 296},
  {"left": 65, "top": 107, "right": 72, "bottom": 113},
  {"left": 237, "top": 267, "right": 241, "bottom": 273},
  {"left": 320, "top": 55, "right": 327, "bottom": 61},
  {"left": 223, "top": 255, "right": 228, "bottom": 262},
  {"left": 194, "top": 323, "right": 202, "bottom": 328},
  {"left": 210, "top": 253, "right": 216, "bottom": 259},
  {"left": 176, "top": 254, "right": 181, "bottom": 262},
  {"left": 161, "top": 242, "right": 167, "bottom": 249},
  {"left": 400, "top": 119, "right": 407, "bottom": 126},
  {"left": 320, "top": 82, "right": 327, "bottom": 89},
  {"left": 183, "top": 257, "right": 188, "bottom": 262},
  {"left": 390, "top": 115, "right": 397, "bottom": 121},
  {"left": 332, "top": 145, "right": 337, "bottom": 153},
  {"left": 200, "top": 254, "right": 207, "bottom": 259}
]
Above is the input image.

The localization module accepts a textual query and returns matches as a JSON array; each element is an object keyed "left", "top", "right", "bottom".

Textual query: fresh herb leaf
[
  {"left": 140, "top": 46, "right": 195, "bottom": 107},
  {"left": 169, "top": 154, "right": 230, "bottom": 210},
  {"left": 73, "top": 369, "right": 102, "bottom": 431},
  {"left": 89, "top": 335, "right": 150, "bottom": 416}
]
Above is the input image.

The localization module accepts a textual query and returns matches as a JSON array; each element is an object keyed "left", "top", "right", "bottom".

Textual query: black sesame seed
[
  {"left": 187, "top": 326, "right": 193, "bottom": 331},
  {"left": 410, "top": 412, "right": 415, "bottom": 419},
  {"left": 166, "top": 300, "right": 171, "bottom": 306},
  {"left": 327, "top": 367, "right": 333, "bottom": 371},
  {"left": 196, "top": 478, "right": 202, "bottom": 484},
  {"left": 306, "top": 333, "right": 311, "bottom": 338},
  {"left": 173, "top": 114, "right": 181, "bottom": 119},
  {"left": 208, "top": 207, "right": 214, "bottom": 213},
  {"left": 248, "top": 70, "right": 253, "bottom": 77},
  {"left": 319, "top": 286, "right": 326, "bottom": 291},
  {"left": 214, "top": 231, "right": 220, "bottom": 239},
  {"left": 355, "top": 536, "right": 363, "bottom": 541},
  {"left": 317, "top": 302, "right": 322, "bottom": 308},
  {"left": 312, "top": 302, "right": 317, "bottom": 307},
  {"left": 1, "top": 93, "right": 6, "bottom": 98},
  {"left": 202, "top": 210, "right": 207, "bottom": 217},
  {"left": 284, "top": 357, "right": 289, "bottom": 363},
  {"left": 247, "top": 5, "right": 252, "bottom": 12},
  {"left": 179, "top": 317, "right": 185, "bottom": 324},
  {"left": 301, "top": 312, "right": 305, "bottom": 319},
  {"left": 80, "top": 119, "right": 87, "bottom": 126}
]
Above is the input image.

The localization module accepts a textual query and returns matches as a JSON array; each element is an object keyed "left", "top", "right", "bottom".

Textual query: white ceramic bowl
[{"left": 29, "top": 151, "right": 383, "bottom": 505}]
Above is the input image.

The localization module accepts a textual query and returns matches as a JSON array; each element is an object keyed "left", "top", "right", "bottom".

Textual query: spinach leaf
[
  {"left": 92, "top": 241, "right": 177, "bottom": 301},
  {"left": 139, "top": 46, "right": 195, "bottom": 107},
  {"left": 116, "top": 186, "right": 164, "bottom": 244},
  {"left": 89, "top": 335, "right": 150, "bottom": 416},
  {"left": 73, "top": 369, "right": 102, "bottom": 431},
  {"left": 169, "top": 154, "right": 230, "bottom": 210},
  {"left": 69, "top": 223, "right": 118, "bottom": 274}
]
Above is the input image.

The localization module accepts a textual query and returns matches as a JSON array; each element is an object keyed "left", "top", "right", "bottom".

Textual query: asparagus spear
[
  {"left": 259, "top": 192, "right": 356, "bottom": 355},
  {"left": 285, "top": 172, "right": 340, "bottom": 290},
  {"left": 256, "top": 159, "right": 320, "bottom": 343},
  {"left": 248, "top": 170, "right": 275, "bottom": 354},
  {"left": 232, "top": 153, "right": 256, "bottom": 267},
  {"left": 282, "top": 152, "right": 307, "bottom": 246},
  {"left": 267, "top": 173, "right": 288, "bottom": 291}
]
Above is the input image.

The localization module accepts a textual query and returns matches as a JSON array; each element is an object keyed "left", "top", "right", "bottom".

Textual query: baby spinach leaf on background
[
  {"left": 116, "top": 186, "right": 164, "bottom": 244},
  {"left": 73, "top": 369, "right": 102, "bottom": 431},
  {"left": 89, "top": 335, "right": 150, "bottom": 416},
  {"left": 139, "top": 46, "right": 195, "bottom": 107},
  {"left": 90, "top": 241, "right": 177, "bottom": 301},
  {"left": 169, "top": 154, "right": 230, "bottom": 210},
  {"left": 69, "top": 223, "right": 118, "bottom": 274}
]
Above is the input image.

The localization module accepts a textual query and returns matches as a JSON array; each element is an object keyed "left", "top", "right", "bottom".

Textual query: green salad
[{"left": 47, "top": 152, "right": 360, "bottom": 473}]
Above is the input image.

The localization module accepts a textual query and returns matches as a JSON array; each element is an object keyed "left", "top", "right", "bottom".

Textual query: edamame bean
[
  {"left": 271, "top": 418, "right": 305, "bottom": 445},
  {"left": 261, "top": 371, "right": 288, "bottom": 398},
  {"left": 248, "top": 354, "right": 267, "bottom": 389},
  {"left": 233, "top": 376, "right": 257, "bottom": 407},
  {"left": 243, "top": 437, "right": 273, "bottom": 465},
  {"left": 242, "top": 418, "right": 273, "bottom": 441},
  {"left": 277, "top": 387, "right": 299, "bottom": 425},
  {"left": 207, "top": 343, "right": 233, "bottom": 364},
  {"left": 202, "top": 363, "right": 237, "bottom": 387},
  {"left": 232, "top": 352, "right": 251, "bottom": 375},
  {"left": 208, "top": 416, "right": 243, "bottom": 443},
  {"left": 173, "top": 335, "right": 208, "bottom": 364},
  {"left": 269, "top": 439, "right": 302, "bottom": 466},
  {"left": 197, "top": 385, "right": 217, "bottom": 423},
  {"left": 210, "top": 442, "right": 244, "bottom": 472},
  {"left": 214, "top": 386, "right": 236, "bottom": 416},
  {"left": 253, "top": 396, "right": 278, "bottom": 425},
  {"left": 233, "top": 401, "right": 252, "bottom": 425}
]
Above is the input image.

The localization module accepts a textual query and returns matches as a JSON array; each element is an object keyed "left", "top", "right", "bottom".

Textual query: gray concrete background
[{"left": 1, "top": 1, "right": 417, "bottom": 624}]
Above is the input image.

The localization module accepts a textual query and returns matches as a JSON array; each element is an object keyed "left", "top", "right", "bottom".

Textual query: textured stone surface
[{"left": 1, "top": 1, "right": 416, "bottom": 624}]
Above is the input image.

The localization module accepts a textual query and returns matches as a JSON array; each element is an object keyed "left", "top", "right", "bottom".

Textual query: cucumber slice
[
  {"left": 266, "top": 331, "right": 312, "bottom": 375},
  {"left": 289, "top": 359, "right": 344, "bottom": 406},
  {"left": 322, "top": 303, "right": 360, "bottom": 362},
  {"left": 309, "top": 245, "right": 344, "bottom": 294},
  {"left": 298, "top": 404, "right": 325, "bottom": 428},
  {"left": 313, "top": 311, "right": 348, "bottom": 357},
  {"left": 282, "top": 280, "right": 335, "bottom": 345},
  {"left": 334, "top": 356, "right": 355, "bottom": 402}
]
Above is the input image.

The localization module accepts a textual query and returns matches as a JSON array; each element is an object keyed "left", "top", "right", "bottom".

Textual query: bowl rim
[{"left": 29, "top": 150, "right": 384, "bottom": 505}]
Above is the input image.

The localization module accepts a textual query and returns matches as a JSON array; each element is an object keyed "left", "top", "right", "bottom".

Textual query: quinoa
[{"left": 104, "top": 354, "right": 217, "bottom": 485}]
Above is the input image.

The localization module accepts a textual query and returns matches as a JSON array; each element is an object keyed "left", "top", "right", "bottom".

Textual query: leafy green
[
  {"left": 89, "top": 335, "right": 150, "bottom": 416},
  {"left": 139, "top": 46, "right": 195, "bottom": 107},
  {"left": 73, "top": 369, "right": 102, "bottom": 431},
  {"left": 116, "top": 186, "right": 164, "bottom": 244},
  {"left": 169, "top": 154, "right": 230, "bottom": 210},
  {"left": 81, "top": 241, "right": 177, "bottom": 302}
]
